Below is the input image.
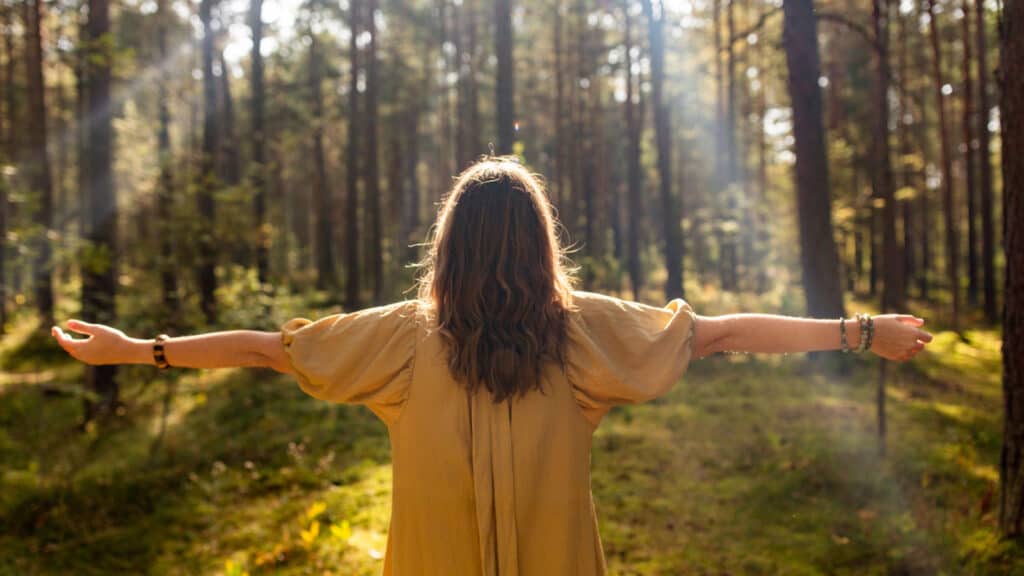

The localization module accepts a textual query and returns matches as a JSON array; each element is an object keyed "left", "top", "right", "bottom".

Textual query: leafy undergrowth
[{"left": 1, "top": 305, "right": 1020, "bottom": 575}]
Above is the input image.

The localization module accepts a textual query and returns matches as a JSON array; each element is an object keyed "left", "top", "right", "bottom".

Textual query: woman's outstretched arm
[
  {"left": 690, "top": 313, "right": 933, "bottom": 362},
  {"left": 51, "top": 320, "right": 293, "bottom": 373}
]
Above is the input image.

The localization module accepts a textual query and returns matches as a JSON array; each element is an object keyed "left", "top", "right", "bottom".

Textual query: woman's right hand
[
  {"left": 52, "top": 320, "right": 139, "bottom": 365},
  {"left": 868, "top": 314, "right": 933, "bottom": 362}
]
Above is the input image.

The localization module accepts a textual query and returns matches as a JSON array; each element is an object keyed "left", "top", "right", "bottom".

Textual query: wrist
[
  {"left": 125, "top": 337, "right": 156, "bottom": 365},
  {"left": 844, "top": 317, "right": 863, "bottom": 351}
]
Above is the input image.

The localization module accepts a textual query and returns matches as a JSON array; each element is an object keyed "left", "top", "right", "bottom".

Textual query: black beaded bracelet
[
  {"left": 840, "top": 317, "right": 851, "bottom": 353},
  {"left": 153, "top": 334, "right": 170, "bottom": 370},
  {"left": 864, "top": 316, "right": 875, "bottom": 351}
]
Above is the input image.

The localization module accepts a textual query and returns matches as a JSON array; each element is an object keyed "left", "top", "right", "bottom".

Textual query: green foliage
[{"left": 0, "top": 307, "right": 1016, "bottom": 575}]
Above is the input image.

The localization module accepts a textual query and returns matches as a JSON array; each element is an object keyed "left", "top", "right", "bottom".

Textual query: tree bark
[
  {"left": 977, "top": 0, "right": 997, "bottom": 323},
  {"left": 643, "top": 0, "right": 683, "bottom": 300},
  {"left": 156, "top": 0, "right": 179, "bottom": 327},
  {"left": 344, "top": 0, "right": 362, "bottom": 308},
  {"left": 218, "top": 49, "right": 240, "bottom": 187},
  {"left": 250, "top": 0, "right": 269, "bottom": 288},
  {"left": 623, "top": 1, "right": 642, "bottom": 300},
  {"left": 82, "top": 0, "right": 118, "bottom": 418},
  {"left": 365, "top": 0, "right": 382, "bottom": 301},
  {"left": 197, "top": 0, "right": 219, "bottom": 324},
  {"left": 3, "top": 5, "right": 16, "bottom": 161},
  {"left": 781, "top": 0, "right": 845, "bottom": 319},
  {"left": 309, "top": 33, "right": 337, "bottom": 292},
  {"left": 926, "top": 0, "right": 960, "bottom": 333},
  {"left": 495, "top": 0, "right": 514, "bottom": 153},
  {"left": 25, "top": 0, "right": 54, "bottom": 327},
  {"left": 962, "top": 0, "right": 979, "bottom": 307},
  {"left": 873, "top": 0, "right": 904, "bottom": 313},
  {"left": 998, "top": 0, "right": 1024, "bottom": 538}
]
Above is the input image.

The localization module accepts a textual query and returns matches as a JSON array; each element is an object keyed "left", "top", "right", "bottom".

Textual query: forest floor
[{"left": 1, "top": 295, "right": 1021, "bottom": 575}]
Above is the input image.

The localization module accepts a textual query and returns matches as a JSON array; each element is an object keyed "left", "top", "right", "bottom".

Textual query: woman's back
[{"left": 281, "top": 290, "right": 697, "bottom": 575}]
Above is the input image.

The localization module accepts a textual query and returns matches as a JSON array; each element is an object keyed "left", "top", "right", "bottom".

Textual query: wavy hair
[{"left": 416, "top": 156, "right": 576, "bottom": 403}]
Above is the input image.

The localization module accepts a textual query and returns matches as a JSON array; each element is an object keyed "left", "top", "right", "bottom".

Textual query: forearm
[
  {"left": 714, "top": 314, "right": 862, "bottom": 354},
  {"left": 120, "top": 331, "right": 285, "bottom": 369}
]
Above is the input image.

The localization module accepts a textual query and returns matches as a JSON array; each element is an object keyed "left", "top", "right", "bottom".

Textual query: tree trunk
[
  {"left": 897, "top": 5, "right": 915, "bottom": 298},
  {"left": 781, "top": 0, "right": 845, "bottom": 319},
  {"left": 623, "top": 1, "right": 642, "bottom": 301},
  {"left": 218, "top": 50, "right": 240, "bottom": 187},
  {"left": 25, "top": 0, "right": 54, "bottom": 327},
  {"left": 962, "top": 0, "right": 979, "bottom": 307},
  {"left": 365, "top": 0, "right": 382, "bottom": 301},
  {"left": 3, "top": 5, "right": 16, "bottom": 161},
  {"left": 552, "top": 0, "right": 564, "bottom": 211},
  {"left": 977, "top": 0, "right": 997, "bottom": 323},
  {"left": 309, "top": 33, "right": 337, "bottom": 292},
  {"left": 156, "top": 0, "right": 178, "bottom": 327},
  {"left": 250, "top": 0, "right": 269, "bottom": 288},
  {"left": 926, "top": 0, "right": 960, "bottom": 333},
  {"left": 344, "top": 0, "right": 361, "bottom": 308},
  {"left": 197, "top": 0, "right": 219, "bottom": 324},
  {"left": 81, "top": 0, "right": 118, "bottom": 418},
  {"left": 873, "top": 0, "right": 904, "bottom": 313},
  {"left": 495, "top": 0, "right": 514, "bottom": 153},
  {"left": 643, "top": 0, "right": 682, "bottom": 300},
  {"left": 998, "top": 0, "right": 1024, "bottom": 537},
  {"left": 455, "top": 0, "right": 480, "bottom": 168},
  {"left": 755, "top": 2, "right": 770, "bottom": 294}
]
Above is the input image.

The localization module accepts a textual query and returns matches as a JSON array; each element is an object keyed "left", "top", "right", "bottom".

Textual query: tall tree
[
  {"left": 156, "top": 0, "right": 178, "bottom": 326},
  {"left": 25, "top": 0, "right": 54, "bottom": 327},
  {"left": 925, "top": 0, "right": 960, "bottom": 333},
  {"left": 0, "top": 3, "right": 7, "bottom": 332},
  {"left": 998, "top": 0, "right": 1024, "bottom": 538},
  {"left": 197, "top": 0, "right": 219, "bottom": 323},
  {"left": 962, "top": 0, "right": 979, "bottom": 307},
  {"left": 623, "top": 0, "right": 642, "bottom": 300},
  {"left": 81, "top": 0, "right": 118, "bottom": 417},
  {"left": 781, "top": 0, "right": 845, "bottom": 319},
  {"left": 364, "top": 0, "right": 382, "bottom": 301},
  {"left": 217, "top": 48, "right": 240, "bottom": 187},
  {"left": 344, "top": 0, "right": 361, "bottom": 308},
  {"left": 249, "top": 0, "right": 269, "bottom": 288},
  {"left": 308, "top": 32, "right": 336, "bottom": 291},
  {"left": 642, "top": 0, "right": 683, "bottom": 299},
  {"left": 495, "top": 0, "right": 514, "bottom": 153},
  {"left": 976, "top": 0, "right": 997, "bottom": 323},
  {"left": 872, "top": 0, "right": 904, "bottom": 313},
  {"left": 3, "top": 3, "right": 17, "bottom": 161}
]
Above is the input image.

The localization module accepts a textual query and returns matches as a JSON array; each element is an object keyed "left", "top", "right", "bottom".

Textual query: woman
[{"left": 52, "top": 157, "right": 931, "bottom": 575}]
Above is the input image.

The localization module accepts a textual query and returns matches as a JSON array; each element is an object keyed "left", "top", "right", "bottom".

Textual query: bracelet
[
  {"left": 840, "top": 317, "right": 850, "bottom": 353},
  {"left": 854, "top": 313, "right": 869, "bottom": 353},
  {"left": 153, "top": 334, "right": 170, "bottom": 370},
  {"left": 864, "top": 316, "right": 875, "bottom": 351}
]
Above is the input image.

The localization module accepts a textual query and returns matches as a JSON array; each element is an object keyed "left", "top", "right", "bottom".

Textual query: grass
[{"left": 0, "top": 306, "right": 1020, "bottom": 575}]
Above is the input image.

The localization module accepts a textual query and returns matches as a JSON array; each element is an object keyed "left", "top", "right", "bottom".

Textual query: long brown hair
[{"left": 416, "top": 156, "right": 576, "bottom": 402}]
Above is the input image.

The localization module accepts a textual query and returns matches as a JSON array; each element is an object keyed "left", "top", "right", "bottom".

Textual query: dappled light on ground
[{"left": 1, "top": 304, "right": 1019, "bottom": 574}]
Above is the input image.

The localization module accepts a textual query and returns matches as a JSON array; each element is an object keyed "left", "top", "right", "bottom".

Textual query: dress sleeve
[
  {"left": 279, "top": 300, "right": 419, "bottom": 425},
  {"left": 567, "top": 292, "right": 697, "bottom": 428}
]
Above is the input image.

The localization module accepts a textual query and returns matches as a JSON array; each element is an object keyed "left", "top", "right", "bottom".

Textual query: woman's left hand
[
  {"left": 868, "top": 314, "right": 933, "bottom": 362},
  {"left": 52, "top": 320, "right": 136, "bottom": 365}
]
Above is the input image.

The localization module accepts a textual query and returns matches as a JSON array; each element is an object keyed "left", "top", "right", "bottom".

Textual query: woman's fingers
[
  {"left": 52, "top": 326, "right": 84, "bottom": 359},
  {"left": 66, "top": 318, "right": 101, "bottom": 336},
  {"left": 896, "top": 315, "right": 924, "bottom": 326},
  {"left": 916, "top": 329, "right": 933, "bottom": 343}
]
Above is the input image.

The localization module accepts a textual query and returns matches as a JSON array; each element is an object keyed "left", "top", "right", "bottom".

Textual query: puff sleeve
[
  {"left": 567, "top": 291, "right": 697, "bottom": 428},
  {"left": 280, "top": 300, "right": 419, "bottom": 425}
]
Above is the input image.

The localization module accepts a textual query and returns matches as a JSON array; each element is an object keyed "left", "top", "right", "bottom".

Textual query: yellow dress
[{"left": 280, "top": 290, "right": 697, "bottom": 575}]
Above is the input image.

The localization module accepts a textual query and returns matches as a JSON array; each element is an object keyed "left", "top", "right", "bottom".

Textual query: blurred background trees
[{"left": 0, "top": 0, "right": 1021, "bottom": 566}]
